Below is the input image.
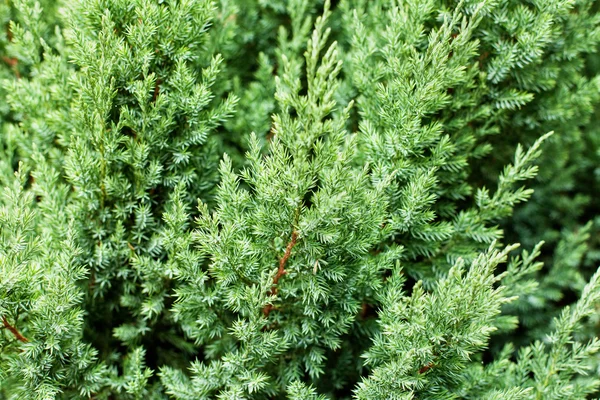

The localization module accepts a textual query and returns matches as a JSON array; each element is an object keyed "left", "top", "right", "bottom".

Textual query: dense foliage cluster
[{"left": 1, "top": 0, "right": 600, "bottom": 398}]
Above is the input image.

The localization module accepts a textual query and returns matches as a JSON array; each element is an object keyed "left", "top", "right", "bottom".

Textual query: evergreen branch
[
  {"left": 3, "top": 22, "right": 20, "bottom": 79},
  {"left": 2, "top": 316, "right": 28, "bottom": 343},
  {"left": 263, "top": 230, "right": 298, "bottom": 317},
  {"left": 153, "top": 77, "right": 162, "bottom": 103},
  {"left": 1, "top": 0, "right": 599, "bottom": 397}
]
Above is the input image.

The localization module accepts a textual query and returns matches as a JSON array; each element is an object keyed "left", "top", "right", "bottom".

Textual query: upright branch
[
  {"left": 2, "top": 316, "right": 28, "bottom": 343},
  {"left": 263, "top": 230, "right": 298, "bottom": 317},
  {"left": 153, "top": 77, "right": 162, "bottom": 102},
  {"left": 3, "top": 23, "right": 20, "bottom": 79}
]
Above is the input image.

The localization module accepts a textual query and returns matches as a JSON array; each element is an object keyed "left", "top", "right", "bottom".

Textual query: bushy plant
[{"left": 1, "top": 0, "right": 600, "bottom": 399}]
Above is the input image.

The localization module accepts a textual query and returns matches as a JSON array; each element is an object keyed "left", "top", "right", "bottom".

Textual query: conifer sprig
[{"left": 0, "top": 0, "right": 599, "bottom": 398}]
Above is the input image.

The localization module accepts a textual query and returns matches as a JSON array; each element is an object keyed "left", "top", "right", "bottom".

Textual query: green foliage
[
  {"left": 355, "top": 244, "right": 518, "bottom": 398},
  {"left": 1, "top": 167, "right": 103, "bottom": 399},
  {"left": 0, "top": 0, "right": 599, "bottom": 398}
]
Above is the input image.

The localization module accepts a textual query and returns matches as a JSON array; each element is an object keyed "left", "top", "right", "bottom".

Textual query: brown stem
[
  {"left": 88, "top": 267, "right": 96, "bottom": 291},
  {"left": 2, "top": 56, "right": 17, "bottom": 67},
  {"left": 3, "top": 22, "right": 20, "bottom": 79},
  {"left": 263, "top": 230, "right": 298, "bottom": 317},
  {"left": 153, "top": 78, "right": 162, "bottom": 102},
  {"left": 418, "top": 362, "right": 434, "bottom": 374},
  {"left": 2, "top": 316, "right": 28, "bottom": 343},
  {"left": 266, "top": 125, "right": 276, "bottom": 142},
  {"left": 2, "top": 56, "right": 20, "bottom": 79},
  {"left": 7, "top": 22, "right": 13, "bottom": 42},
  {"left": 360, "top": 303, "right": 370, "bottom": 319},
  {"left": 478, "top": 51, "right": 490, "bottom": 64}
]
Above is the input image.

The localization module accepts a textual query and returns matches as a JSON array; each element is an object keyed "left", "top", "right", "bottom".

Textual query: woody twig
[
  {"left": 263, "top": 230, "right": 298, "bottom": 317},
  {"left": 2, "top": 316, "right": 28, "bottom": 343}
]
